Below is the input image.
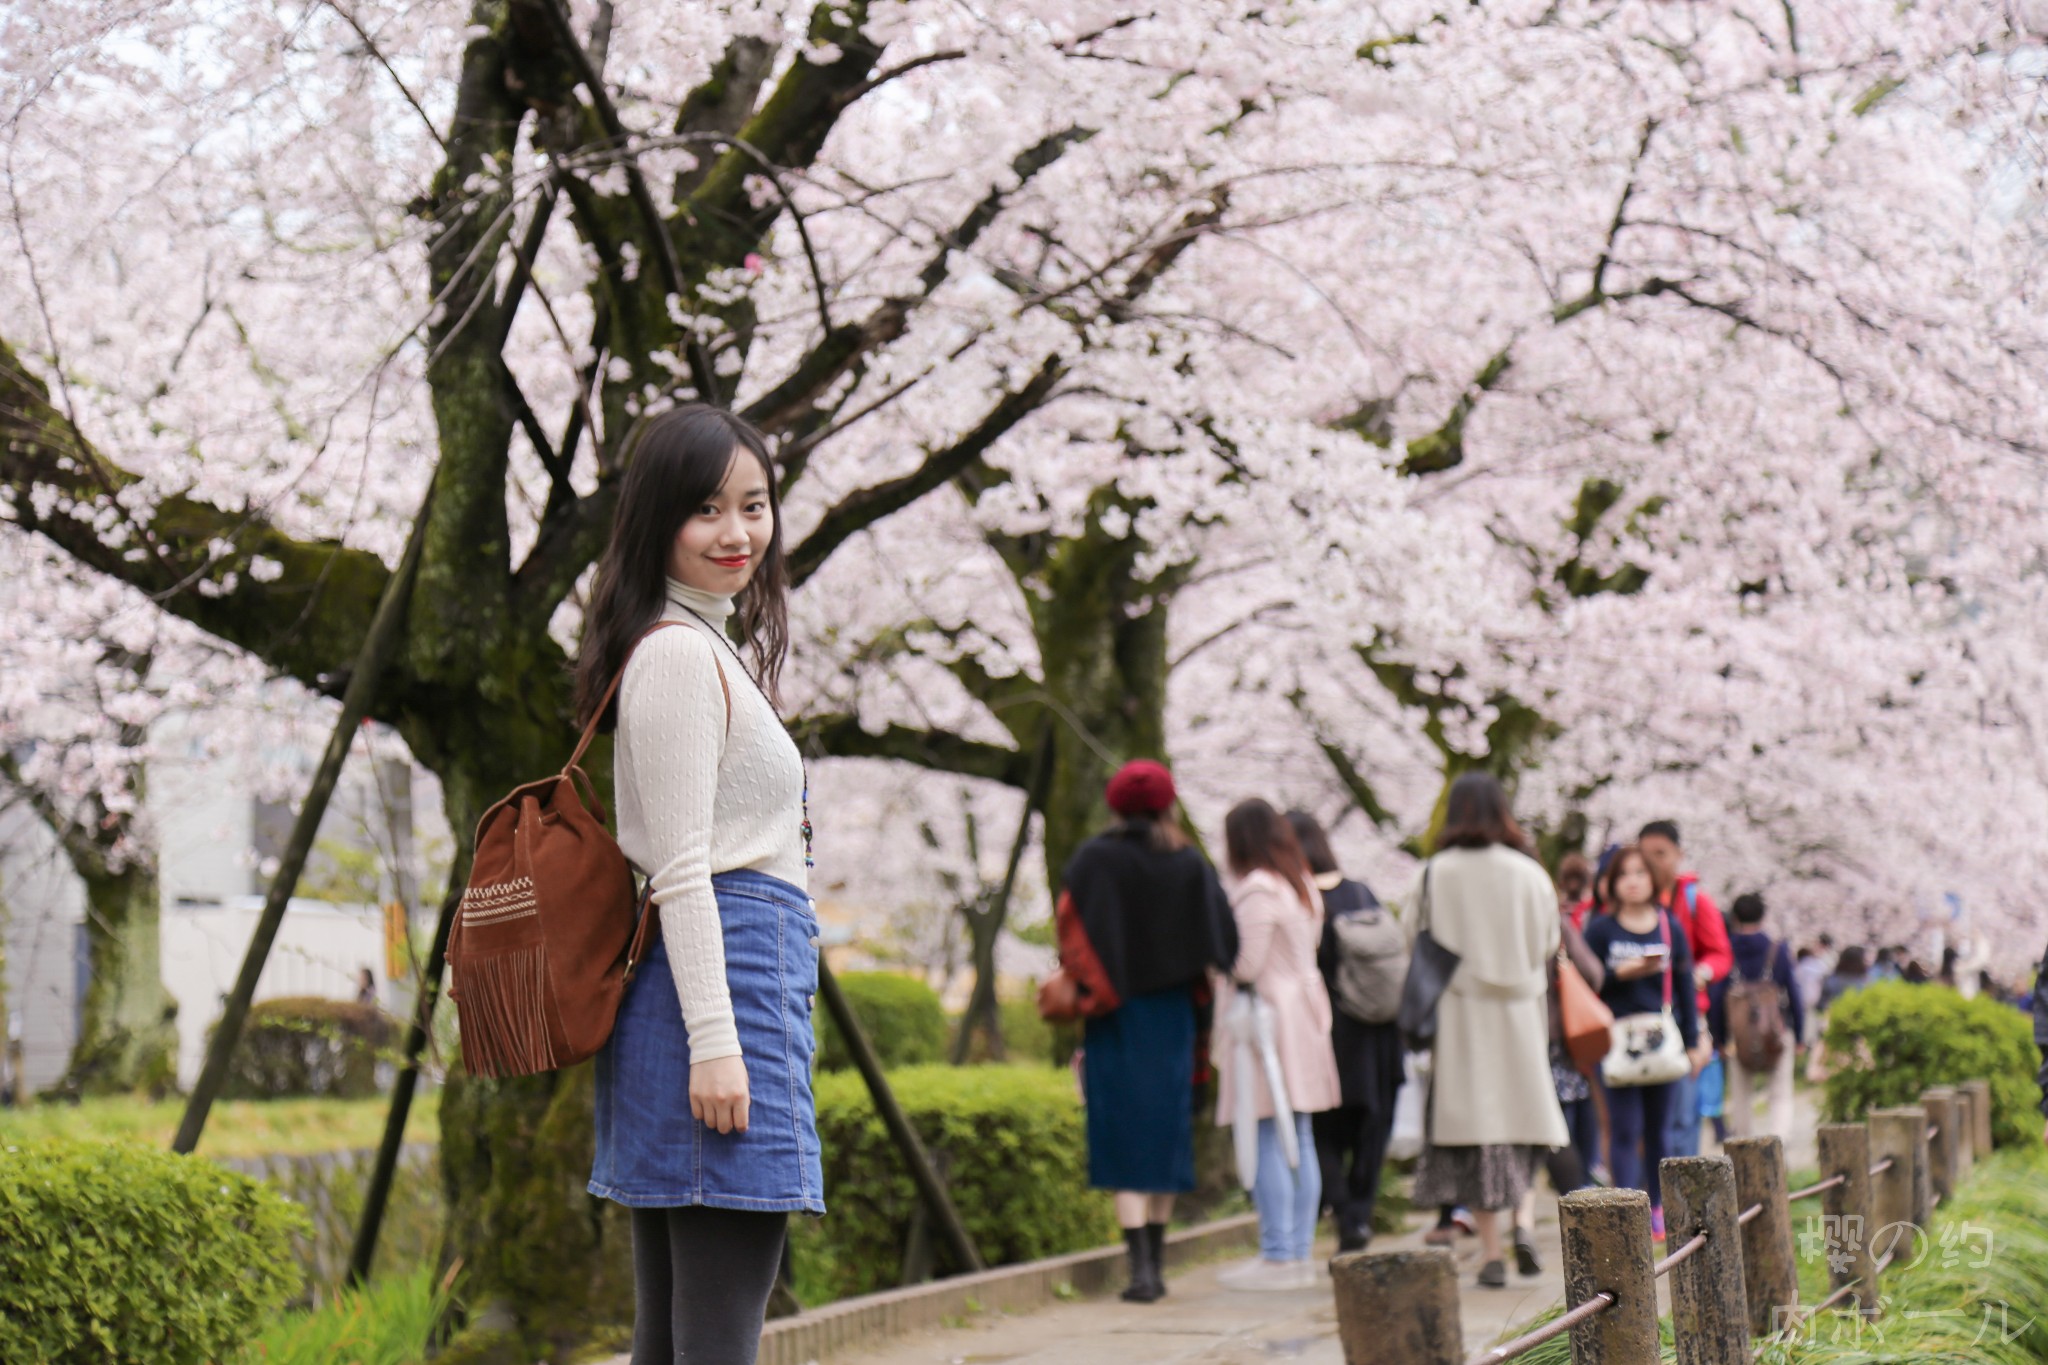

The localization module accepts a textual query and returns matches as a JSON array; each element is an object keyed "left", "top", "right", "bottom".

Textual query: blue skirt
[
  {"left": 590, "top": 869, "right": 825, "bottom": 1214},
  {"left": 1082, "top": 988, "right": 1197, "bottom": 1193}
]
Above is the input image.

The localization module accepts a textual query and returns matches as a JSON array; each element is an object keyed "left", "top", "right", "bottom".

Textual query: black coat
[{"left": 1316, "top": 878, "right": 1404, "bottom": 1113}]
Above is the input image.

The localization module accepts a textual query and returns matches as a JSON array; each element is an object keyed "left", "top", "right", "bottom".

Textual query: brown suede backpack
[{"left": 448, "top": 621, "right": 728, "bottom": 1078}]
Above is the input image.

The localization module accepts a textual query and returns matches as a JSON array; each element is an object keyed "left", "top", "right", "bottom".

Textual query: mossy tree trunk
[{"left": 1, "top": 751, "right": 178, "bottom": 1098}]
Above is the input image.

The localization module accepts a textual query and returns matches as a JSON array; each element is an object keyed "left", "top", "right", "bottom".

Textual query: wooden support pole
[
  {"left": 1559, "top": 1186, "right": 1661, "bottom": 1364},
  {"left": 1331, "top": 1249, "right": 1462, "bottom": 1365},
  {"left": 1919, "top": 1087, "right": 1958, "bottom": 1206},
  {"left": 1866, "top": 1107, "right": 1922, "bottom": 1274},
  {"left": 1725, "top": 1136, "right": 1796, "bottom": 1337},
  {"left": 817, "top": 958, "right": 985, "bottom": 1274},
  {"left": 1949, "top": 1089, "right": 1976, "bottom": 1188},
  {"left": 1960, "top": 1078, "right": 1994, "bottom": 1156},
  {"left": 1660, "top": 1156, "right": 1752, "bottom": 1365},
  {"left": 173, "top": 479, "right": 436, "bottom": 1156},
  {"left": 1816, "top": 1124, "right": 1878, "bottom": 1316}
]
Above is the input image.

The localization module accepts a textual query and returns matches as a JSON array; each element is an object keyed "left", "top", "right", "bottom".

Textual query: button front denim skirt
[{"left": 590, "top": 869, "right": 825, "bottom": 1214}]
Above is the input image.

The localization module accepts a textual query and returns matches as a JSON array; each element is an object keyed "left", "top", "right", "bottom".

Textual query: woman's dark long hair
[
  {"left": 1225, "top": 798, "right": 1313, "bottom": 908},
  {"left": 1284, "top": 809, "right": 1340, "bottom": 877},
  {"left": 1434, "top": 771, "right": 1531, "bottom": 855},
  {"left": 574, "top": 405, "right": 789, "bottom": 730},
  {"left": 1596, "top": 844, "right": 1655, "bottom": 912}
]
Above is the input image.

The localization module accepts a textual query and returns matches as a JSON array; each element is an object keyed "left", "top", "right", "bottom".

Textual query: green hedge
[
  {"left": 1819, "top": 980, "right": 2039, "bottom": 1148},
  {"left": 814, "top": 973, "right": 948, "bottom": 1073},
  {"left": 0, "top": 1139, "right": 307, "bottom": 1364},
  {"left": 221, "top": 996, "right": 393, "bottom": 1100},
  {"left": 793, "top": 1064, "right": 1115, "bottom": 1303}
]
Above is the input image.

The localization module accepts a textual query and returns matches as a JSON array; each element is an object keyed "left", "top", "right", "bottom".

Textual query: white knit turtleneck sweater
[{"left": 613, "top": 579, "right": 809, "bottom": 1063}]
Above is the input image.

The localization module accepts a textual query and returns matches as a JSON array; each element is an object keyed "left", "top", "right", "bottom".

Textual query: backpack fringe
[{"left": 455, "top": 942, "right": 558, "bottom": 1078}]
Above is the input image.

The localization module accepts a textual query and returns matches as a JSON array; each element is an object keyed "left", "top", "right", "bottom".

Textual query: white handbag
[{"left": 1601, "top": 909, "right": 1692, "bottom": 1089}]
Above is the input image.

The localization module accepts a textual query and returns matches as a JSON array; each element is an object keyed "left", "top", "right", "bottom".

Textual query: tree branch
[
  {"left": 1, "top": 336, "right": 389, "bottom": 694},
  {"left": 786, "top": 353, "right": 1065, "bottom": 587},
  {"left": 789, "top": 715, "right": 1031, "bottom": 787}
]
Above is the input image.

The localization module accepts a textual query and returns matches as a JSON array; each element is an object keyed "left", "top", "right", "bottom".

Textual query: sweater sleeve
[{"left": 618, "top": 628, "right": 740, "bottom": 1063}]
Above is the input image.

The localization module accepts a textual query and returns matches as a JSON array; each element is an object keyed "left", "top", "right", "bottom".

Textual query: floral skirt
[{"left": 1412, "top": 1142, "right": 1545, "bottom": 1213}]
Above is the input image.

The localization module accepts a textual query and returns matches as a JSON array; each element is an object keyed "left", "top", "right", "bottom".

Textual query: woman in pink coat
[{"left": 1214, "top": 799, "right": 1343, "bottom": 1290}]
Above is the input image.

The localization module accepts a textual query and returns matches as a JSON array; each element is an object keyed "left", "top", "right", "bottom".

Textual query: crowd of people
[{"left": 1053, "top": 758, "right": 2031, "bottom": 1300}]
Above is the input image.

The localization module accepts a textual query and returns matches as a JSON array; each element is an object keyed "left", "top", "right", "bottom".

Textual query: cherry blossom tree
[{"left": 7, "top": 0, "right": 2046, "bottom": 1355}]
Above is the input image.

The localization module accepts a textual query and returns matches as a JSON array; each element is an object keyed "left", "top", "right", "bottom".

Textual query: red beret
[{"left": 1105, "top": 760, "right": 1176, "bottom": 816}]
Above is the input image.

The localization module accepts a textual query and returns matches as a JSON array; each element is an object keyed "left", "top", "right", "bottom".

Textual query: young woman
[
  {"left": 1061, "top": 760, "right": 1235, "bottom": 1302},
  {"left": 1399, "top": 773, "right": 1568, "bottom": 1290},
  {"left": 1582, "top": 844, "right": 1710, "bottom": 1242},
  {"left": 1215, "top": 799, "right": 1341, "bottom": 1291},
  {"left": 576, "top": 405, "right": 820, "bottom": 1365},
  {"left": 1288, "top": 808, "right": 1403, "bottom": 1255}
]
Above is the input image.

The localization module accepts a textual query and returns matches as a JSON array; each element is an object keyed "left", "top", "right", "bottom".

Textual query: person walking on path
[
  {"left": 1215, "top": 799, "right": 1340, "bottom": 1291},
  {"left": 1638, "top": 821, "right": 1731, "bottom": 1159},
  {"left": 1060, "top": 760, "right": 1236, "bottom": 1303},
  {"left": 1708, "top": 893, "right": 1803, "bottom": 1140},
  {"left": 1583, "top": 845, "right": 1710, "bottom": 1242},
  {"left": 1398, "top": 773, "right": 1569, "bottom": 1290},
  {"left": 1288, "top": 809, "right": 1404, "bottom": 1255},
  {"left": 578, "top": 406, "right": 822, "bottom": 1365}
]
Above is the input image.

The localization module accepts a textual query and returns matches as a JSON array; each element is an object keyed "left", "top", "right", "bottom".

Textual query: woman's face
[
  {"left": 669, "top": 451, "right": 773, "bottom": 595},
  {"left": 1614, "top": 857, "right": 1655, "bottom": 907}
]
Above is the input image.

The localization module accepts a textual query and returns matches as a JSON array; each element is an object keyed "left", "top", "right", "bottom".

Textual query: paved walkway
[{"left": 797, "top": 1086, "right": 1820, "bottom": 1365}]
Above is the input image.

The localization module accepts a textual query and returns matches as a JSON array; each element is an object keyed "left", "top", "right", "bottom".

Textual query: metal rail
[
  {"left": 1869, "top": 1155, "right": 1895, "bottom": 1176},
  {"left": 1787, "top": 1172, "right": 1846, "bottom": 1202},
  {"left": 1466, "top": 1293, "right": 1616, "bottom": 1365}
]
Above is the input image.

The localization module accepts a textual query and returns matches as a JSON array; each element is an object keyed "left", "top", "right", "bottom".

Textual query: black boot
[
  {"left": 1144, "top": 1223, "right": 1169, "bottom": 1298},
  {"left": 1120, "top": 1228, "right": 1163, "bottom": 1303}
]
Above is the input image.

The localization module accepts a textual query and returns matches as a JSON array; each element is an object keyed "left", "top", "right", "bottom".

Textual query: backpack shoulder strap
[{"left": 562, "top": 621, "right": 731, "bottom": 775}]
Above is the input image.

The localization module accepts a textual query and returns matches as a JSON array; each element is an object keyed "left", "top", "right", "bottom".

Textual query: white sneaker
[
  {"left": 1217, "top": 1258, "right": 1304, "bottom": 1292},
  {"left": 1295, "top": 1259, "right": 1324, "bottom": 1289}
]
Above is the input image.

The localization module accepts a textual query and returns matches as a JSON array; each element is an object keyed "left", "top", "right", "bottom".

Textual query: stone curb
[{"left": 751, "top": 1212, "right": 1262, "bottom": 1365}]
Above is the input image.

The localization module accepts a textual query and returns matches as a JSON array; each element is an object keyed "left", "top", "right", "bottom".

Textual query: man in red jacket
[{"left": 1640, "top": 820, "right": 1733, "bottom": 1157}]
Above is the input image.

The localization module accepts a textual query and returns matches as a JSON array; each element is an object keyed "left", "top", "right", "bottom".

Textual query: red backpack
[{"left": 447, "top": 623, "right": 727, "bottom": 1077}]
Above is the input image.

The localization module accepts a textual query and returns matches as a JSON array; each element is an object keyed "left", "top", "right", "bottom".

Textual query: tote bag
[
  {"left": 1557, "top": 946, "right": 1614, "bottom": 1075},
  {"left": 1599, "top": 909, "right": 1690, "bottom": 1089}
]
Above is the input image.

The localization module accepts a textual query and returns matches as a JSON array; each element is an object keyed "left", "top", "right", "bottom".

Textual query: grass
[
  {"left": 237, "top": 1263, "right": 457, "bottom": 1365},
  {"left": 0, "top": 1092, "right": 440, "bottom": 1159}
]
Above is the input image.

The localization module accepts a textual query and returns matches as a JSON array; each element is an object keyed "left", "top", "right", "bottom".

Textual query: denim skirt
[{"left": 589, "top": 868, "right": 825, "bottom": 1214}]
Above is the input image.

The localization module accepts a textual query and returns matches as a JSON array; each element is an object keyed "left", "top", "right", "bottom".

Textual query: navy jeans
[{"left": 1606, "top": 1080, "right": 1675, "bottom": 1208}]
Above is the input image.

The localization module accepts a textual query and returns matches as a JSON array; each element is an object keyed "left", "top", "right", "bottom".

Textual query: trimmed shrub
[
  {"left": 0, "top": 1138, "right": 307, "bottom": 1364},
  {"left": 795, "top": 1064, "right": 1115, "bottom": 1303},
  {"left": 1818, "top": 979, "right": 2039, "bottom": 1148},
  {"left": 221, "top": 996, "right": 394, "bottom": 1100},
  {"left": 814, "top": 972, "right": 947, "bottom": 1073}
]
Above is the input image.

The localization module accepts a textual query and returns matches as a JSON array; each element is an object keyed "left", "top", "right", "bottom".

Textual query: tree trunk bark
[{"left": 64, "top": 856, "right": 177, "bottom": 1098}]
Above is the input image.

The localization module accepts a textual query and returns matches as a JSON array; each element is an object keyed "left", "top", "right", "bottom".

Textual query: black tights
[{"left": 629, "top": 1206, "right": 787, "bottom": 1365}]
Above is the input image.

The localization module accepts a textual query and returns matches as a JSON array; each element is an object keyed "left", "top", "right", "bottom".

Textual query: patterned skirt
[{"left": 1412, "top": 1142, "right": 1545, "bottom": 1213}]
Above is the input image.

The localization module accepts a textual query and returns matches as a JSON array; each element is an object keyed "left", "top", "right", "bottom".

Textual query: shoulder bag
[
  {"left": 1396, "top": 863, "right": 1459, "bottom": 1051},
  {"left": 1599, "top": 909, "right": 1691, "bottom": 1088}
]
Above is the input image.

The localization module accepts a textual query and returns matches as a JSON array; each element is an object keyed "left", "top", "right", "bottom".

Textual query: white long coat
[{"left": 1396, "top": 845, "right": 1569, "bottom": 1148}]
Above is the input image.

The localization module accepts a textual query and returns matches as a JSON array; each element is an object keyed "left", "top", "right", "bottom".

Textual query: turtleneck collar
[{"left": 666, "top": 576, "right": 736, "bottom": 625}]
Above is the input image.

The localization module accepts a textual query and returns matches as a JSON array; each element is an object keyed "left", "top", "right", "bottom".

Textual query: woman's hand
[
  {"left": 1689, "top": 1043, "right": 1714, "bottom": 1077},
  {"left": 1614, "top": 956, "right": 1663, "bottom": 981},
  {"left": 691, "top": 1055, "right": 751, "bottom": 1134}
]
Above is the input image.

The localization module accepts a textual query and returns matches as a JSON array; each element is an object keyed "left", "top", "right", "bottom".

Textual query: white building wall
[{"left": 0, "top": 804, "right": 85, "bottom": 1096}]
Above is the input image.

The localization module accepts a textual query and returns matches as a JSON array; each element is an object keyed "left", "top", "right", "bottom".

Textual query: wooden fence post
[
  {"left": 1724, "top": 1136, "right": 1796, "bottom": 1337},
  {"left": 1961, "top": 1078, "right": 1994, "bottom": 1156},
  {"left": 1919, "top": 1087, "right": 1958, "bottom": 1206},
  {"left": 1660, "top": 1156, "right": 1752, "bottom": 1365},
  {"left": 1950, "top": 1089, "right": 1976, "bottom": 1188},
  {"left": 1816, "top": 1123, "right": 1878, "bottom": 1315},
  {"left": 1559, "top": 1187, "right": 1662, "bottom": 1364},
  {"left": 1866, "top": 1107, "right": 1924, "bottom": 1271},
  {"left": 1331, "top": 1249, "right": 1462, "bottom": 1365}
]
